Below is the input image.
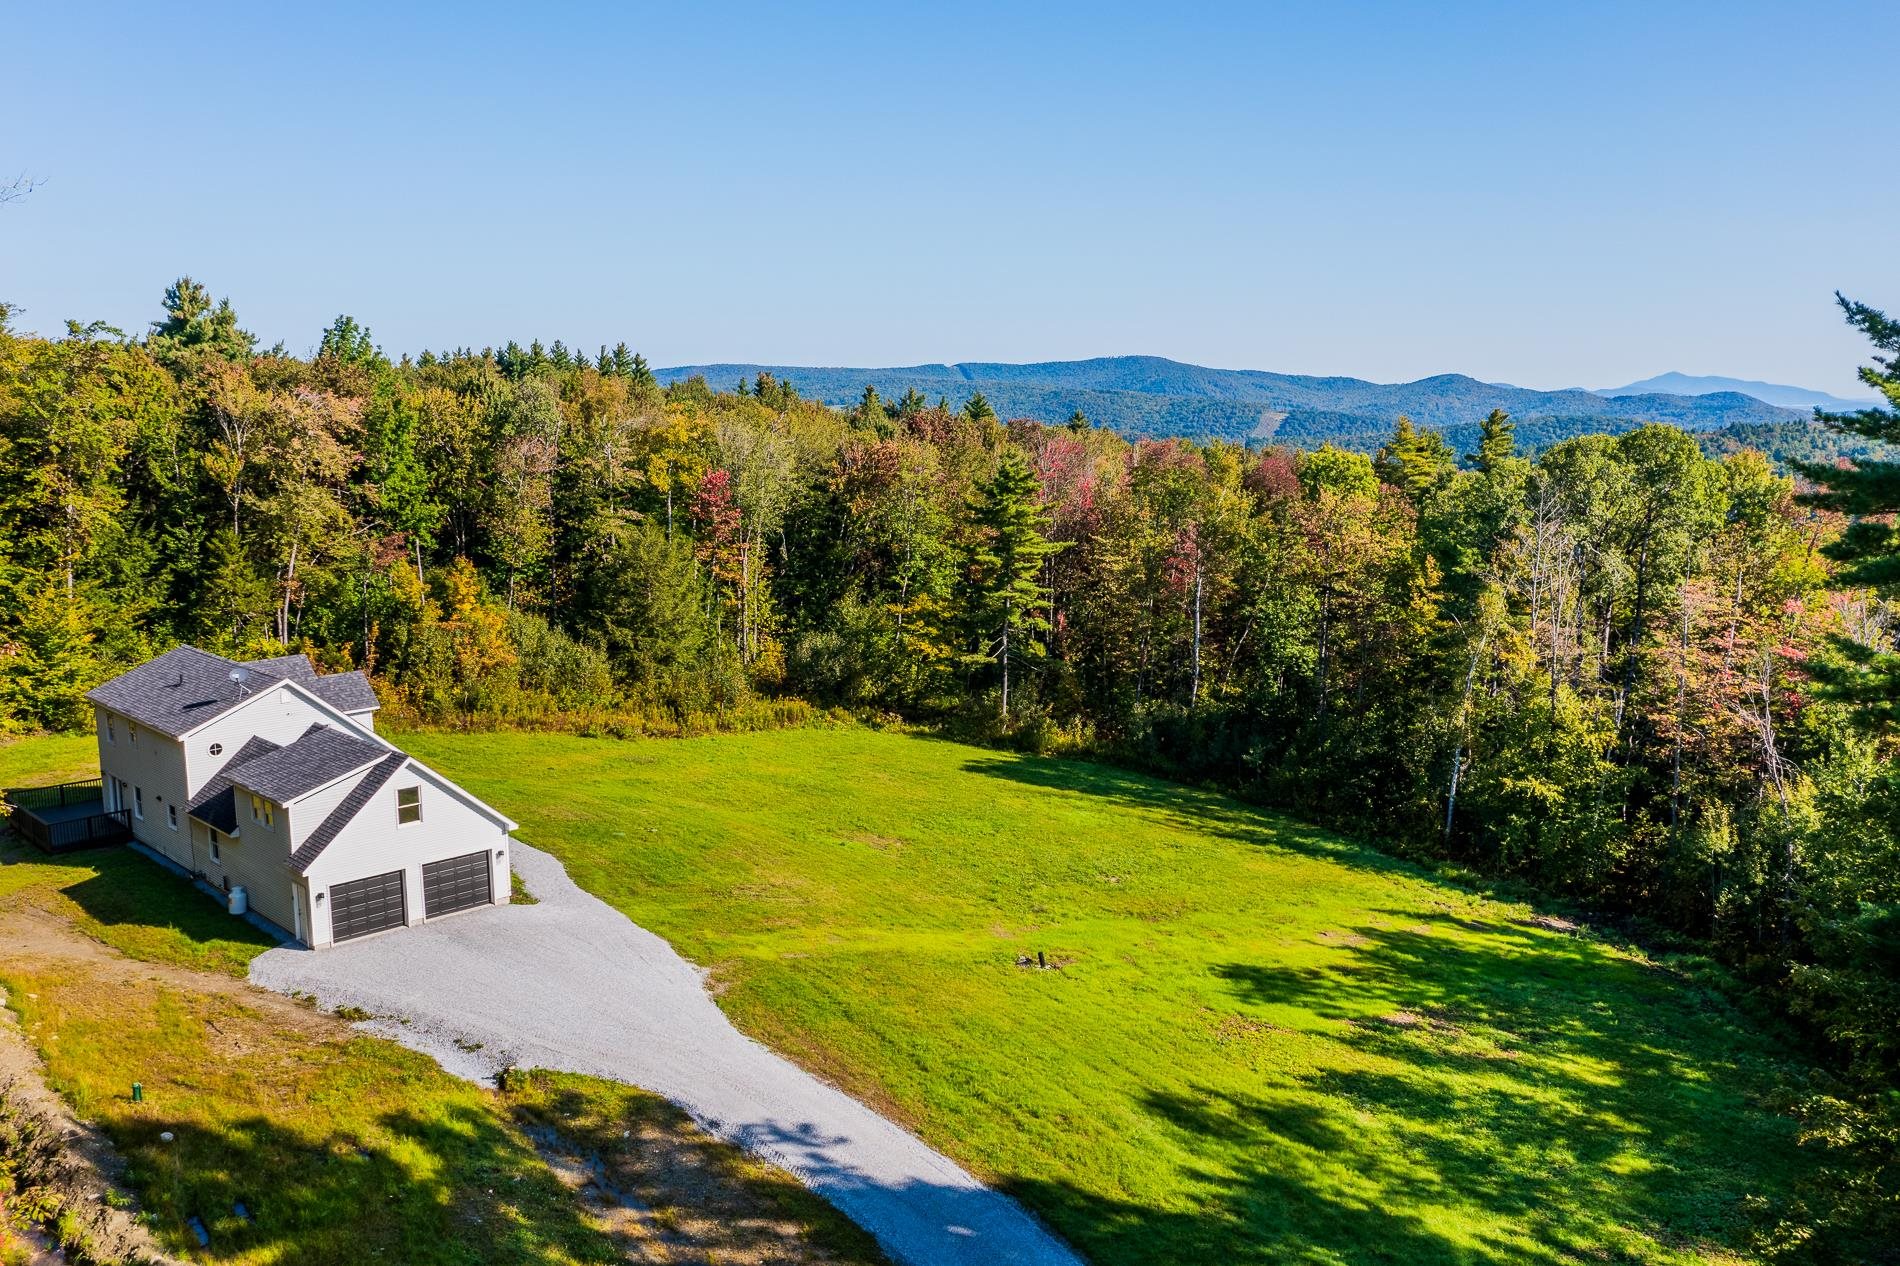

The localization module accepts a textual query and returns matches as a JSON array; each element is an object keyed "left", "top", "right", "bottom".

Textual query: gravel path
[{"left": 250, "top": 844, "right": 1085, "bottom": 1266}]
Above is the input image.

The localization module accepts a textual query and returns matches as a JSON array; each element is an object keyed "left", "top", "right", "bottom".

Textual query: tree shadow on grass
[
  {"left": 953, "top": 745, "right": 1427, "bottom": 875},
  {"left": 1174, "top": 921, "right": 1802, "bottom": 1265},
  {"left": 950, "top": 748, "right": 1806, "bottom": 1263},
  {"left": 111, "top": 1102, "right": 618, "bottom": 1265}
]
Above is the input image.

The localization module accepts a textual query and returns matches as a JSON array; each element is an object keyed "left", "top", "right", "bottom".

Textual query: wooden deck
[{"left": 3, "top": 780, "right": 133, "bottom": 853}]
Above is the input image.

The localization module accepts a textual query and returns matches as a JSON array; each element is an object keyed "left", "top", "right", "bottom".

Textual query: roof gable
[
  {"left": 185, "top": 734, "right": 283, "bottom": 833},
  {"left": 226, "top": 724, "right": 387, "bottom": 804},
  {"left": 288, "top": 752, "right": 407, "bottom": 874}
]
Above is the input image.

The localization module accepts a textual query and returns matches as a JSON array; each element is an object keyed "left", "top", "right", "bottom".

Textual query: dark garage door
[
  {"left": 330, "top": 870, "right": 406, "bottom": 942},
  {"left": 423, "top": 850, "right": 492, "bottom": 919}
]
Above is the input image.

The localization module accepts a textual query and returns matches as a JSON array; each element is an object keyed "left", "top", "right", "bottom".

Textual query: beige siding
[
  {"left": 96, "top": 706, "right": 191, "bottom": 866},
  {"left": 303, "top": 762, "right": 511, "bottom": 948}
]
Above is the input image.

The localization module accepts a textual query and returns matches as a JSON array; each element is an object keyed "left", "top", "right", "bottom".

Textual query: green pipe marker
[{"left": 132, "top": 1082, "right": 142, "bottom": 1103}]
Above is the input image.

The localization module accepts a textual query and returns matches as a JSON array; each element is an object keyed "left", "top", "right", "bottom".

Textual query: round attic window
[{"left": 209, "top": 743, "right": 223, "bottom": 756}]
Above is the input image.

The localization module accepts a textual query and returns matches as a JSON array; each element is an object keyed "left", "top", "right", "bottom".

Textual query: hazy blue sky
[{"left": 6, "top": 1, "right": 1895, "bottom": 394}]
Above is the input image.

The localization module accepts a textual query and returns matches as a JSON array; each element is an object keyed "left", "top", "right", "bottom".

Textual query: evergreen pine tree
[
  {"left": 1467, "top": 409, "right": 1516, "bottom": 471},
  {"left": 962, "top": 392, "right": 996, "bottom": 423},
  {"left": 630, "top": 352, "right": 656, "bottom": 391},
  {"left": 1797, "top": 294, "right": 1900, "bottom": 723},
  {"left": 958, "top": 449, "right": 1063, "bottom": 719}
]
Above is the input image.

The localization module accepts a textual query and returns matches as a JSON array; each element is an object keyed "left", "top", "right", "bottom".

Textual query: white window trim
[
  {"left": 209, "top": 832, "right": 222, "bottom": 862},
  {"left": 106, "top": 716, "right": 116, "bottom": 744},
  {"left": 132, "top": 786, "right": 143, "bottom": 820},
  {"left": 167, "top": 804, "right": 178, "bottom": 830},
  {"left": 396, "top": 785, "right": 422, "bottom": 826}
]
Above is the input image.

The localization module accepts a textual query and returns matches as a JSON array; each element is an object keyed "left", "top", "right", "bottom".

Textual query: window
[
  {"left": 397, "top": 786, "right": 421, "bottom": 825},
  {"left": 167, "top": 804, "right": 178, "bottom": 830},
  {"left": 209, "top": 831, "right": 221, "bottom": 863},
  {"left": 106, "top": 716, "right": 116, "bottom": 744},
  {"left": 129, "top": 723, "right": 138, "bottom": 745},
  {"left": 133, "top": 786, "right": 143, "bottom": 820},
  {"left": 210, "top": 742, "right": 223, "bottom": 757},
  {"left": 249, "top": 794, "right": 274, "bottom": 828}
]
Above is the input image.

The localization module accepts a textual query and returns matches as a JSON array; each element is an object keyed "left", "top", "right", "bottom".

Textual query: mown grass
[{"left": 399, "top": 725, "right": 1811, "bottom": 1266}]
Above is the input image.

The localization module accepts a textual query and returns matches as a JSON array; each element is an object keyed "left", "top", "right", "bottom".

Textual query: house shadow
[{"left": 0, "top": 837, "right": 276, "bottom": 955}]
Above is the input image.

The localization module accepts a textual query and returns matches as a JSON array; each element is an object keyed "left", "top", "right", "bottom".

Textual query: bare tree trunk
[
  {"left": 1000, "top": 607, "right": 1011, "bottom": 720},
  {"left": 278, "top": 540, "right": 299, "bottom": 645},
  {"left": 1445, "top": 634, "right": 1484, "bottom": 841}
]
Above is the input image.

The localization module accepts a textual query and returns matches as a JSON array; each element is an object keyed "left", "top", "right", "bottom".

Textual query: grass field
[{"left": 395, "top": 725, "right": 1809, "bottom": 1266}]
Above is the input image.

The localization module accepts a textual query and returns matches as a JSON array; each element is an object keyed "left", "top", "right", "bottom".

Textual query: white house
[{"left": 87, "top": 646, "right": 515, "bottom": 948}]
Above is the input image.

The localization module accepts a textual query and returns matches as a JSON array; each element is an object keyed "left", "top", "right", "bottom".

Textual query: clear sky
[{"left": 6, "top": 1, "right": 1895, "bottom": 394}]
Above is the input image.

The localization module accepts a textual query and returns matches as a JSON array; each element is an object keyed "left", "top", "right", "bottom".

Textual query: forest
[{"left": 1, "top": 281, "right": 1897, "bottom": 1259}]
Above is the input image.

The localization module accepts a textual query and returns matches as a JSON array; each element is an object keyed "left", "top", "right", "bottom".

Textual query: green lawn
[{"left": 399, "top": 725, "right": 1805, "bottom": 1266}]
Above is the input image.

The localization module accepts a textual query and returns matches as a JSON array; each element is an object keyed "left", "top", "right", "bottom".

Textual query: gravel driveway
[{"left": 250, "top": 843, "right": 1085, "bottom": 1266}]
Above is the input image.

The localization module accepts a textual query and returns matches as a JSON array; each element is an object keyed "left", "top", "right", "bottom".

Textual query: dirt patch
[
  {"left": 508, "top": 1071, "right": 890, "bottom": 1265},
  {"left": 0, "top": 906, "right": 346, "bottom": 1265},
  {"left": 844, "top": 833, "right": 904, "bottom": 852},
  {"left": 1518, "top": 914, "right": 1582, "bottom": 934},
  {"left": 1364, "top": 1007, "right": 1466, "bottom": 1037},
  {"left": 0, "top": 922, "right": 185, "bottom": 1265},
  {"left": 1316, "top": 930, "right": 1372, "bottom": 948},
  {"left": 1212, "top": 1015, "right": 1283, "bottom": 1044}
]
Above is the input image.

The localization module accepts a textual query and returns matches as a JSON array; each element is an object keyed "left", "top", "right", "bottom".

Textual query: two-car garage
[{"left": 328, "top": 850, "right": 495, "bottom": 942}]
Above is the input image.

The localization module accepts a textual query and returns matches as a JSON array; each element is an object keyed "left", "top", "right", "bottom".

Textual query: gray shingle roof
[
  {"left": 87, "top": 647, "right": 380, "bottom": 737},
  {"left": 305, "top": 671, "right": 379, "bottom": 714},
  {"left": 242, "top": 654, "right": 318, "bottom": 683},
  {"left": 186, "top": 735, "right": 283, "bottom": 833},
  {"left": 226, "top": 724, "right": 388, "bottom": 805},
  {"left": 288, "top": 752, "right": 407, "bottom": 874}
]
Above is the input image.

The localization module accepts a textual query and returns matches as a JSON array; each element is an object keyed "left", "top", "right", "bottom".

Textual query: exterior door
[
  {"left": 422, "top": 851, "right": 492, "bottom": 919},
  {"left": 328, "top": 870, "right": 407, "bottom": 942}
]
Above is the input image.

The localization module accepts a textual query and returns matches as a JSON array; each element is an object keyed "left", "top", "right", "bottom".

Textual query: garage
[
  {"left": 423, "top": 850, "right": 493, "bottom": 919},
  {"left": 329, "top": 870, "right": 407, "bottom": 942}
]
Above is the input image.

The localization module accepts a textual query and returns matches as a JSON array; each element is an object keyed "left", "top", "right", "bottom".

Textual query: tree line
[{"left": 1, "top": 281, "right": 1896, "bottom": 1258}]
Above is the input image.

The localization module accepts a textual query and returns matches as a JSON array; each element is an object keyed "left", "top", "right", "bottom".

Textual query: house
[{"left": 85, "top": 646, "right": 515, "bottom": 948}]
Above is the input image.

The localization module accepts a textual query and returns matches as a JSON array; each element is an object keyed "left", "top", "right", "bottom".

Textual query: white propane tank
[{"left": 227, "top": 886, "right": 248, "bottom": 916}]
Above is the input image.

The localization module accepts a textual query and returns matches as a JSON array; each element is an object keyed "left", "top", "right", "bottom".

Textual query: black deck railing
[
  {"left": 3, "top": 780, "right": 132, "bottom": 853},
  {"left": 4, "top": 778, "right": 104, "bottom": 812}
]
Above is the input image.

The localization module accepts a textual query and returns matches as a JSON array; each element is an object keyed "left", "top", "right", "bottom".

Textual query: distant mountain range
[
  {"left": 656, "top": 355, "right": 1830, "bottom": 455},
  {"left": 1598, "top": 373, "right": 1877, "bottom": 414}
]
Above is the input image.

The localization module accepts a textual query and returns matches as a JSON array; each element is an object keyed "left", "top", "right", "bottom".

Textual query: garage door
[
  {"left": 329, "top": 870, "right": 406, "bottom": 942},
  {"left": 422, "top": 850, "right": 492, "bottom": 919}
]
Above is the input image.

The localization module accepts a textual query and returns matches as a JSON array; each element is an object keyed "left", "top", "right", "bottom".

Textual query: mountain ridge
[
  {"left": 1598, "top": 372, "right": 1876, "bottom": 413},
  {"left": 655, "top": 354, "right": 1812, "bottom": 451}
]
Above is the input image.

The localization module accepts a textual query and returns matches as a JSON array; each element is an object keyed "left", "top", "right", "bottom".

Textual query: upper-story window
[
  {"left": 249, "top": 794, "right": 275, "bottom": 828},
  {"left": 129, "top": 723, "right": 138, "bottom": 745},
  {"left": 397, "top": 786, "right": 421, "bottom": 825},
  {"left": 167, "top": 804, "right": 178, "bottom": 830},
  {"left": 106, "top": 716, "right": 116, "bottom": 744}
]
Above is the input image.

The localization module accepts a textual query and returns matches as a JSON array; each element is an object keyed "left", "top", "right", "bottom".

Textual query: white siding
[
  {"left": 302, "top": 762, "right": 511, "bottom": 948},
  {"left": 182, "top": 684, "right": 380, "bottom": 800}
]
